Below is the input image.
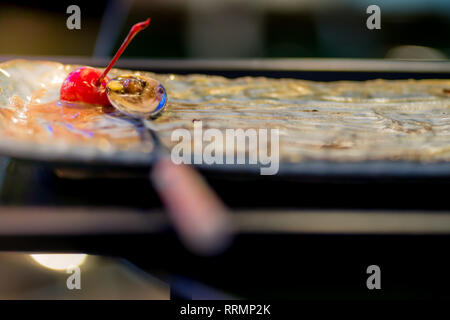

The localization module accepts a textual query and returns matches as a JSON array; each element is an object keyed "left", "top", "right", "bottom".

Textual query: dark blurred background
[{"left": 0, "top": 0, "right": 449, "bottom": 59}]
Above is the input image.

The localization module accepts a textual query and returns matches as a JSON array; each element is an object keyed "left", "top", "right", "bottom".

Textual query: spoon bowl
[{"left": 106, "top": 74, "right": 167, "bottom": 118}]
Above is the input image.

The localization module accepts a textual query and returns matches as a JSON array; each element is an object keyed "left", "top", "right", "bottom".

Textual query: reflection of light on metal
[
  {"left": 386, "top": 45, "right": 447, "bottom": 60},
  {"left": 30, "top": 254, "right": 87, "bottom": 271},
  {"left": 0, "top": 68, "right": 10, "bottom": 77}
]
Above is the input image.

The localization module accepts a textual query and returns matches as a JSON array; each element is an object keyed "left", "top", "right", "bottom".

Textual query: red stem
[{"left": 96, "top": 18, "right": 151, "bottom": 86}]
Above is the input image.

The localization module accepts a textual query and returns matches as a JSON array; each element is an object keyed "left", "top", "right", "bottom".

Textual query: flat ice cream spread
[{"left": 0, "top": 59, "right": 449, "bottom": 163}]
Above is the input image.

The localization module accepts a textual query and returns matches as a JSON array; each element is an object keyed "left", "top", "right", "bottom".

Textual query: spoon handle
[
  {"left": 142, "top": 120, "right": 232, "bottom": 255},
  {"left": 151, "top": 157, "right": 232, "bottom": 255}
]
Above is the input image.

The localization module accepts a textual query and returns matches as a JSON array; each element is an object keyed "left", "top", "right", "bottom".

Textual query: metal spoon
[{"left": 106, "top": 75, "right": 232, "bottom": 255}]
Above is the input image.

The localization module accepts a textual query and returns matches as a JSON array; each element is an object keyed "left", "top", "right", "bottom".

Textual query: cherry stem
[{"left": 96, "top": 18, "right": 151, "bottom": 86}]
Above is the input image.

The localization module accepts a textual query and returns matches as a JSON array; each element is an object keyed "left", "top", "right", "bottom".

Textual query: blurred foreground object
[{"left": 152, "top": 158, "right": 233, "bottom": 256}]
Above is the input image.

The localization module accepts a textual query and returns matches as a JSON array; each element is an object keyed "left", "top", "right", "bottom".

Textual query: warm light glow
[{"left": 30, "top": 254, "right": 87, "bottom": 271}]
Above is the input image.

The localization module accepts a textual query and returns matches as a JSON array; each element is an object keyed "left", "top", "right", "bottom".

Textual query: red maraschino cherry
[{"left": 60, "top": 18, "right": 151, "bottom": 106}]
